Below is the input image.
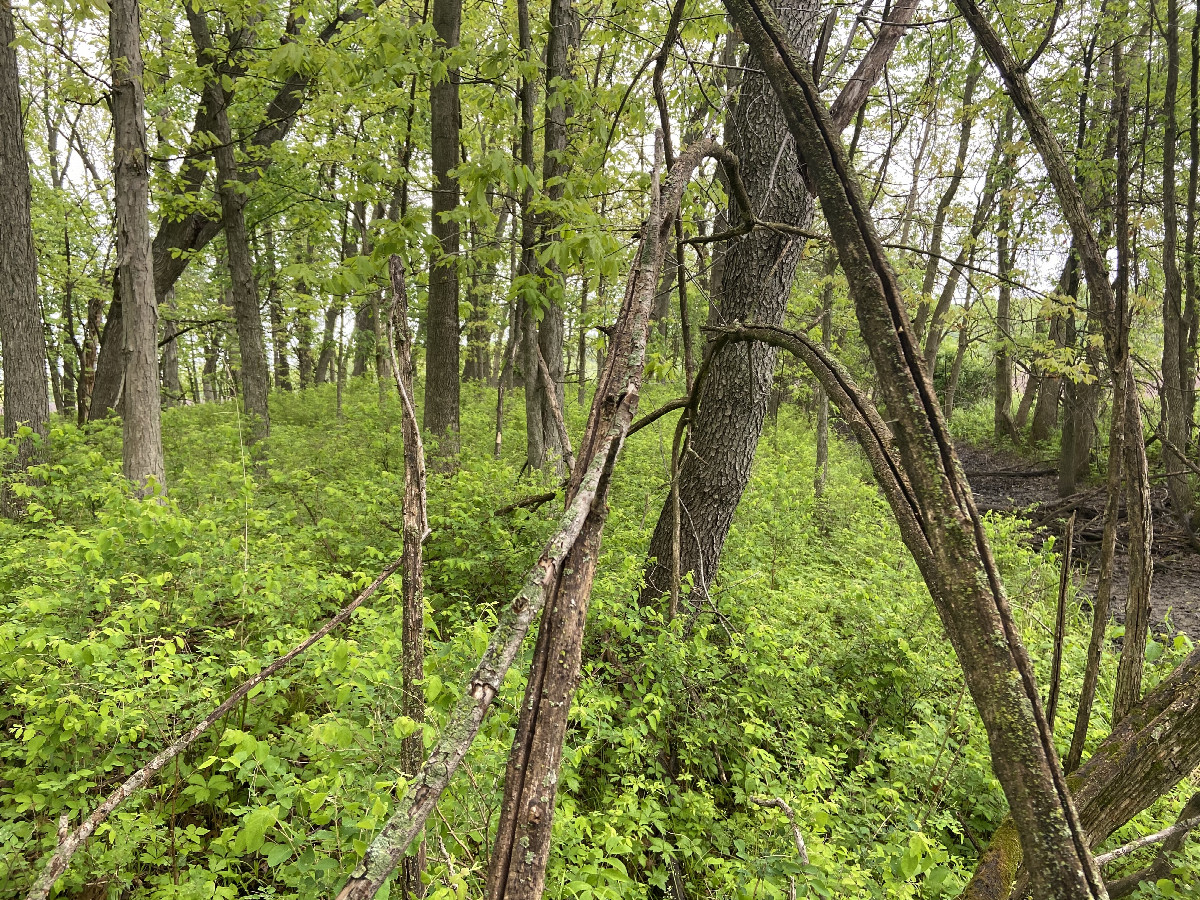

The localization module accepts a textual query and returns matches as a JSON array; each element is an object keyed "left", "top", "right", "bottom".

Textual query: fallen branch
[
  {"left": 25, "top": 557, "right": 405, "bottom": 900},
  {"left": 493, "top": 491, "right": 558, "bottom": 517},
  {"left": 1095, "top": 815, "right": 1200, "bottom": 866}
]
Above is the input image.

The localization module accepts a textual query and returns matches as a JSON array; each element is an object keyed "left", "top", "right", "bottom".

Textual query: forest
[{"left": 2, "top": 0, "right": 1200, "bottom": 895}]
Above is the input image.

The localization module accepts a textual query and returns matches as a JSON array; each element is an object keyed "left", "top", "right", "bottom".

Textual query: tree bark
[
  {"left": 1161, "top": 0, "right": 1197, "bottom": 545},
  {"left": 0, "top": 0, "right": 51, "bottom": 493},
  {"left": 721, "top": 3, "right": 1106, "bottom": 895},
  {"left": 963, "top": 648, "right": 1200, "bottom": 900},
  {"left": 993, "top": 107, "right": 1018, "bottom": 443},
  {"left": 386, "top": 258, "right": 429, "bottom": 899},
  {"left": 423, "top": 0, "right": 463, "bottom": 452},
  {"left": 187, "top": 6, "right": 270, "bottom": 442},
  {"left": 643, "top": 0, "right": 820, "bottom": 601},
  {"left": 160, "top": 291, "right": 182, "bottom": 407},
  {"left": 111, "top": 0, "right": 165, "bottom": 495},
  {"left": 264, "top": 229, "right": 292, "bottom": 391}
]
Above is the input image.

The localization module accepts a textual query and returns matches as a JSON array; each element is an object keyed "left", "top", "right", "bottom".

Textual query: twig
[{"left": 751, "top": 795, "right": 810, "bottom": 900}]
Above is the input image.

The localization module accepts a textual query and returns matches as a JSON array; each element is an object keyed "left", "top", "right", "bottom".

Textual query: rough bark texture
[
  {"left": 722, "top": 2, "right": 1106, "bottom": 896},
  {"left": 187, "top": 7, "right": 271, "bottom": 443},
  {"left": 111, "top": 0, "right": 165, "bottom": 495},
  {"left": 386, "top": 258, "right": 429, "bottom": 899},
  {"left": 0, "top": 0, "right": 51, "bottom": 486},
  {"left": 423, "top": 0, "right": 462, "bottom": 452},
  {"left": 993, "top": 108, "right": 1018, "bottom": 443},
  {"left": 963, "top": 649, "right": 1200, "bottom": 900},
  {"left": 485, "top": 141, "right": 712, "bottom": 900},
  {"left": 1161, "top": 0, "right": 1197, "bottom": 545},
  {"left": 643, "top": 0, "right": 821, "bottom": 601},
  {"left": 532, "top": 0, "right": 576, "bottom": 469}
]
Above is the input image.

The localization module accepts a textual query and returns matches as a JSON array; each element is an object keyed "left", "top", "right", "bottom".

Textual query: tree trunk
[
  {"left": 964, "top": 648, "right": 1200, "bottom": 900},
  {"left": 643, "top": 0, "right": 821, "bottom": 601},
  {"left": 1031, "top": 258, "right": 1075, "bottom": 443},
  {"left": 483, "top": 140, "right": 714, "bottom": 900},
  {"left": 814, "top": 250, "right": 835, "bottom": 497},
  {"left": 1185, "top": 3, "right": 1200, "bottom": 453},
  {"left": 423, "top": 0, "right": 463, "bottom": 452},
  {"left": 386, "top": 258, "right": 428, "bottom": 899},
  {"left": 525, "top": 0, "right": 577, "bottom": 471},
  {"left": 264, "top": 229, "right": 292, "bottom": 392},
  {"left": 0, "top": 0, "right": 51, "bottom": 492},
  {"left": 725, "top": 3, "right": 1107, "bottom": 895},
  {"left": 315, "top": 301, "right": 341, "bottom": 386},
  {"left": 515, "top": 0, "right": 546, "bottom": 469},
  {"left": 994, "top": 107, "right": 1018, "bottom": 442},
  {"left": 1161, "top": 0, "right": 1197, "bottom": 545},
  {"left": 187, "top": 7, "right": 270, "bottom": 442},
  {"left": 160, "top": 290, "right": 182, "bottom": 407},
  {"left": 111, "top": 0, "right": 165, "bottom": 495}
]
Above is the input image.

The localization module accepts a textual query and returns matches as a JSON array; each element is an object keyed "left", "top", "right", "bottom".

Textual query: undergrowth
[{"left": 0, "top": 380, "right": 1195, "bottom": 899}]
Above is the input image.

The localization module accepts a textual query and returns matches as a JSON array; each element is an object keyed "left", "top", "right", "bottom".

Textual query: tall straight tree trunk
[
  {"left": 994, "top": 107, "right": 1018, "bottom": 442},
  {"left": 0, "top": 0, "right": 51, "bottom": 492},
  {"left": 423, "top": 0, "right": 463, "bottom": 452},
  {"left": 187, "top": 7, "right": 270, "bottom": 442},
  {"left": 1031, "top": 256, "right": 1076, "bottom": 444},
  {"left": 814, "top": 251, "right": 835, "bottom": 497},
  {"left": 524, "top": 0, "right": 578, "bottom": 470},
  {"left": 111, "top": 0, "right": 165, "bottom": 494},
  {"left": 1161, "top": 0, "right": 1197, "bottom": 545},
  {"left": 264, "top": 229, "right": 292, "bottom": 391},
  {"left": 643, "top": 0, "right": 823, "bottom": 600},
  {"left": 315, "top": 301, "right": 341, "bottom": 385},
  {"left": 1185, "top": 0, "right": 1200, "bottom": 450},
  {"left": 160, "top": 290, "right": 182, "bottom": 406},
  {"left": 515, "top": 0, "right": 546, "bottom": 469}
]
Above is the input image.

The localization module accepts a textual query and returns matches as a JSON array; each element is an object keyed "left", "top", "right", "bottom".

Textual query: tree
[
  {"left": 110, "top": 0, "right": 165, "bottom": 495},
  {"left": 423, "top": 0, "right": 463, "bottom": 451},
  {"left": 186, "top": 5, "right": 270, "bottom": 443},
  {"left": 0, "top": 0, "right": 51, "bottom": 496},
  {"left": 642, "top": 0, "right": 915, "bottom": 601}
]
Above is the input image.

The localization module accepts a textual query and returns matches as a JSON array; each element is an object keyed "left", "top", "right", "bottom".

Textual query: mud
[{"left": 958, "top": 444, "right": 1200, "bottom": 640}]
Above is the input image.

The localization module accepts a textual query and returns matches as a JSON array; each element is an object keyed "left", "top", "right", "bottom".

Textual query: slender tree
[{"left": 187, "top": 6, "right": 270, "bottom": 442}]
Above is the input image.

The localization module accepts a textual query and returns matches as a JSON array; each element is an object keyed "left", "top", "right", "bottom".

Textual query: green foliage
[{"left": 1, "top": 383, "right": 1193, "bottom": 898}]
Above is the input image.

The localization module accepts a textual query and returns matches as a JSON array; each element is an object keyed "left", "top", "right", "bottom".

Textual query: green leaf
[{"left": 241, "top": 806, "right": 276, "bottom": 853}]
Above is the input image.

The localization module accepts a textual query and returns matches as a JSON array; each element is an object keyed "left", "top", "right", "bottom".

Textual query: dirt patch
[{"left": 958, "top": 443, "right": 1200, "bottom": 640}]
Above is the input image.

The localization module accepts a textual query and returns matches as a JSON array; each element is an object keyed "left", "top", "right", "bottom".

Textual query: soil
[{"left": 958, "top": 443, "right": 1200, "bottom": 639}]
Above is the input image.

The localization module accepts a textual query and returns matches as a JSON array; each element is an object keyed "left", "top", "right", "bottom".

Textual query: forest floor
[{"left": 959, "top": 443, "right": 1200, "bottom": 639}]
